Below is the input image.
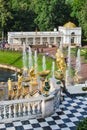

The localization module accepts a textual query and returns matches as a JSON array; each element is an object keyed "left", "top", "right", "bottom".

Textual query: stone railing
[{"left": 0, "top": 87, "right": 61, "bottom": 122}]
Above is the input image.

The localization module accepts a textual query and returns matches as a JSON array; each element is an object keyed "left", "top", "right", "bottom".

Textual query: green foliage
[
  {"left": 31, "top": 0, "right": 71, "bottom": 31},
  {"left": 77, "top": 117, "right": 87, "bottom": 130},
  {"left": 68, "top": 0, "right": 87, "bottom": 39}
]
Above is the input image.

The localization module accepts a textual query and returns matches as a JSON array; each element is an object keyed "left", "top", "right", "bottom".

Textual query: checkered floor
[{"left": 0, "top": 94, "right": 87, "bottom": 130}]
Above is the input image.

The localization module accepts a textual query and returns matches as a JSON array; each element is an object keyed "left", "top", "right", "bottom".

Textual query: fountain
[
  {"left": 34, "top": 50, "right": 38, "bottom": 74},
  {"left": 23, "top": 42, "right": 27, "bottom": 68},
  {"left": 28, "top": 46, "right": 33, "bottom": 70},
  {"left": 75, "top": 48, "right": 81, "bottom": 73},
  {"left": 42, "top": 55, "right": 46, "bottom": 71},
  {"left": 0, "top": 46, "right": 64, "bottom": 122},
  {"left": 51, "top": 61, "right": 55, "bottom": 78},
  {"left": 67, "top": 45, "right": 71, "bottom": 76},
  {"left": 74, "top": 48, "right": 82, "bottom": 84}
]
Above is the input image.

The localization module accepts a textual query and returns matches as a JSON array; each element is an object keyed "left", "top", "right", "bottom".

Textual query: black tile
[
  {"left": 42, "top": 126, "right": 52, "bottom": 130},
  {"left": 15, "top": 126, "right": 24, "bottom": 130},
  {"left": 32, "top": 123, "right": 40, "bottom": 128},
  {"left": 21, "top": 120, "right": 30, "bottom": 125},
  {"left": 70, "top": 126, "right": 76, "bottom": 130},
  {"left": 47, "top": 121, "right": 56, "bottom": 125},
  {"left": 0, "top": 128, "right": 6, "bottom": 130},
  {"left": 70, "top": 109, "right": 78, "bottom": 113},
  {"left": 5, "top": 122, "right": 13, "bottom": 127},
  {"left": 37, "top": 118, "right": 46, "bottom": 122},
  {"left": 63, "top": 118, "right": 71, "bottom": 123},
  {"left": 58, "top": 123, "right": 67, "bottom": 128},
  {"left": 52, "top": 116, "right": 60, "bottom": 120},
  {"left": 67, "top": 114, "right": 74, "bottom": 118}
]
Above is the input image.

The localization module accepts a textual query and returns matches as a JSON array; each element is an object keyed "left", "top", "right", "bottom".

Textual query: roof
[{"left": 63, "top": 21, "right": 76, "bottom": 28}]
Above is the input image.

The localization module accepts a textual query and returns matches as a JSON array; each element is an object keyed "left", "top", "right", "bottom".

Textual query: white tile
[
  {"left": 50, "top": 124, "right": 60, "bottom": 129},
  {"left": 55, "top": 119, "right": 64, "bottom": 124},
  {"left": 6, "top": 127, "right": 15, "bottom": 130},
  {"left": 39, "top": 122, "right": 49, "bottom": 127},
  {"left": 0, "top": 124, "right": 5, "bottom": 129},
  {"left": 66, "top": 122, "right": 75, "bottom": 127},
  {"left": 70, "top": 117, "right": 79, "bottom": 122},
  {"left": 13, "top": 121, "right": 22, "bottom": 126},
  {"left": 29, "top": 119, "right": 39, "bottom": 124},
  {"left": 23, "top": 124, "right": 33, "bottom": 129}
]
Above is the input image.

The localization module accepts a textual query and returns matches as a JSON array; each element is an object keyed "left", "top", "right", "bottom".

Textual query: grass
[
  {"left": 0, "top": 50, "right": 56, "bottom": 74},
  {"left": 0, "top": 50, "right": 23, "bottom": 68}
]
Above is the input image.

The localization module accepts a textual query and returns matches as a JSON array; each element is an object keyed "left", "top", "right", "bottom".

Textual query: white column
[
  {"left": 33, "top": 37, "right": 35, "bottom": 45},
  {"left": 47, "top": 37, "right": 50, "bottom": 44},
  {"left": 26, "top": 38, "right": 28, "bottom": 45},
  {"left": 8, "top": 36, "right": 11, "bottom": 44},
  {"left": 40, "top": 37, "right": 43, "bottom": 44},
  {"left": 19, "top": 38, "right": 21, "bottom": 44},
  {"left": 54, "top": 37, "right": 56, "bottom": 45}
]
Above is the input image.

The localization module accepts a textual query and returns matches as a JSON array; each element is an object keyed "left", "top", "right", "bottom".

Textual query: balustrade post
[
  {"left": 14, "top": 104, "right": 17, "bottom": 118},
  {"left": 9, "top": 105, "right": 12, "bottom": 118},
  {"left": 18, "top": 104, "right": 21, "bottom": 116},
  {"left": 37, "top": 101, "right": 41, "bottom": 114},
  {"left": 28, "top": 103, "right": 31, "bottom": 115},
  {"left": 23, "top": 104, "right": 26, "bottom": 116},
  {"left": 32, "top": 103, "right": 36, "bottom": 114},
  {"left": 0, "top": 108, "right": 2, "bottom": 119},
  {"left": 4, "top": 105, "right": 7, "bottom": 119}
]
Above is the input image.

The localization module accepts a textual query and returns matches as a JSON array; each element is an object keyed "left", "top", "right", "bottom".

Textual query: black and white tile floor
[{"left": 0, "top": 94, "right": 87, "bottom": 130}]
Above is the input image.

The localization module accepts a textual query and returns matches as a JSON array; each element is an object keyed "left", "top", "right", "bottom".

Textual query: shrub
[{"left": 77, "top": 117, "right": 87, "bottom": 130}]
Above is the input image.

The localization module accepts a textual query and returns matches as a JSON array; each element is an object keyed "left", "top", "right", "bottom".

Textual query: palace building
[{"left": 8, "top": 21, "right": 82, "bottom": 47}]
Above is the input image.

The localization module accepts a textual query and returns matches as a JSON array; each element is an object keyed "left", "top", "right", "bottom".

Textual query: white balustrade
[{"left": 0, "top": 86, "right": 61, "bottom": 122}]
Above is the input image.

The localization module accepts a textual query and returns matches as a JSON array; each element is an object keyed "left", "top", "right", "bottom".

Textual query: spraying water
[
  {"left": 67, "top": 46, "right": 71, "bottom": 68},
  {"left": 75, "top": 48, "right": 81, "bottom": 73},
  {"left": 67, "top": 46, "right": 71, "bottom": 76},
  {"left": 42, "top": 56, "right": 46, "bottom": 71},
  {"left": 34, "top": 50, "right": 38, "bottom": 74},
  {"left": 28, "top": 47, "right": 33, "bottom": 70},
  {"left": 51, "top": 61, "right": 55, "bottom": 78},
  {"left": 59, "top": 41, "right": 62, "bottom": 51},
  {"left": 23, "top": 42, "right": 27, "bottom": 68}
]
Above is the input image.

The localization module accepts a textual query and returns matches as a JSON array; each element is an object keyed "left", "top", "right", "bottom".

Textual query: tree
[
  {"left": 0, "top": 0, "right": 12, "bottom": 40},
  {"left": 68, "top": 0, "right": 87, "bottom": 39},
  {"left": 8, "top": 0, "right": 36, "bottom": 31},
  {"left": 31, "top": 0, "right": 71, "bottom": 31},
  {"left": 78, "top": 1, "right": 87, "bottom": 39}
]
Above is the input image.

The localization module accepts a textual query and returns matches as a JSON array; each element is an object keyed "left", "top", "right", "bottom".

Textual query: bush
[{"left": 77, "top": 117, "right": 87, "bottom": 130}]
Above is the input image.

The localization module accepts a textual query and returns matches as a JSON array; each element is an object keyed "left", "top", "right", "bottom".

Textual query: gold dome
[{"left": 63, "top": 21, "right": 76, "bottom": 28}]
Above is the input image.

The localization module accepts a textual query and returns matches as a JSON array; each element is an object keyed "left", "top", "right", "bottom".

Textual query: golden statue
[
  {"left": 29, "top": 67, "right": 36, "bottom": 79},
  {"left": 8, "top": 78, "right": 12, "bottom": 99},
  {"left": 55, "top": 48, "right": 66, "bottom": 79},
  {"left": 74, "top": 70, "right": 82, "bottom": 84},
  {"left": 18, "top": 74, "right": 23, "bottom": 89},
  {"left": 29, "top": 67, "right": 38, "bottom": 87},
  {"left": 8, "top": 78, "right": 12, "bottom": 91}
]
